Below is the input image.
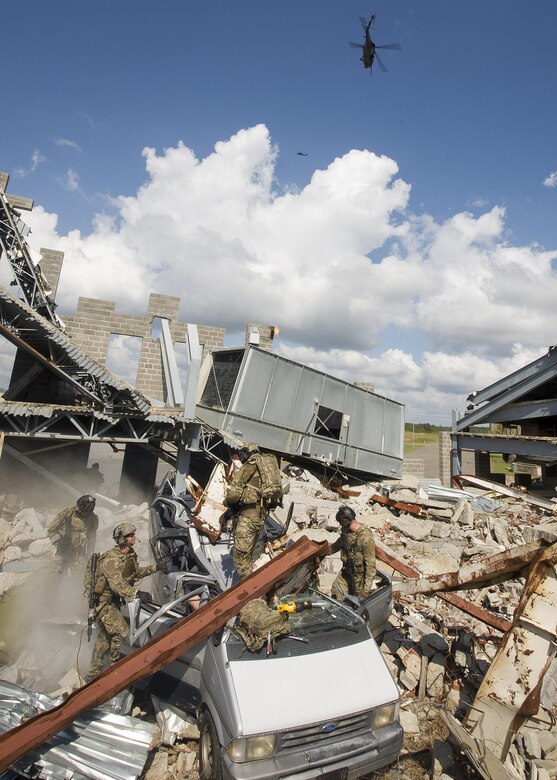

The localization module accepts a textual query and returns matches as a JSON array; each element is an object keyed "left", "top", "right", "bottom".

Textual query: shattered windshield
[
  {"left": 225, "top": 591, "right": 366, "bottom": 661},
  {"left": 272, "top": 592, "right": 362, "bottom": 636}
]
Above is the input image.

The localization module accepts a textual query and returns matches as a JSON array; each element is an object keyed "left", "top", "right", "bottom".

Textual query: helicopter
[{"left": 349, "top": 15, "right": 401, "bottom": 75}]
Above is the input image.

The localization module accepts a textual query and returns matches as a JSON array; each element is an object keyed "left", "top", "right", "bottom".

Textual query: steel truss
[
  {"left": 0, "top": 189, "right": 62, "bottom": 327},
  {"left": 0, "top": 287, "right": 151, "bottom": 414}
]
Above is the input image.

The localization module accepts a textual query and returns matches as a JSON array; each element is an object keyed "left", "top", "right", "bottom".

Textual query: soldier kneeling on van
[{"left": 84, "top": 522, "right": 161, "bottom": 682}]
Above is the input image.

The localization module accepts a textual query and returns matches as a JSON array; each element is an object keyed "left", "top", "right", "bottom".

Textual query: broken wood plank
[
  {"left": 375, "top": 541, "right": 512, "bottom": 633},
  {"left": 0, "top": 536, "right": 329, "bottom": 774}
]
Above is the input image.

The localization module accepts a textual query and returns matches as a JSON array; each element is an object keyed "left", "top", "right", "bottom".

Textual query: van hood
[{"left": 228, "top": 637, "right": 398, "bottom": 735}]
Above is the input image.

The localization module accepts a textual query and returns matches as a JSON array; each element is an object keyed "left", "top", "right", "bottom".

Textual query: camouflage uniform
[
  {"left": 234, "top": 598, "right": 290, "bottom": 652},
  {"left": 224, "top": 454, "right": 265, "bottom": 579},
  {"left": 47, "top": 506, "right": 98, "bottom": 571},
  {"left": 86, "top": 546, "right": 156, "bottom": 680},
  {"left": 330, "top": 525, "right": 376, "bottom": 601}
]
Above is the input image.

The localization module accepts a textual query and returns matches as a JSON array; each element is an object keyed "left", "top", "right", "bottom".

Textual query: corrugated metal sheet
[
  {"left": 0, "top": 288, "right": 151, "bottom": 415},
  {"left": 0, "top": 400, "right": 181, "bottom": 425},
  {"left": 0, "top": 682, "right": 156, "bottom": 780}
]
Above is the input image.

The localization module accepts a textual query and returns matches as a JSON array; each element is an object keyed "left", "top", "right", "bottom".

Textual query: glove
[{"left": 136, "top": 590, "right": 151, "bottom": 606}]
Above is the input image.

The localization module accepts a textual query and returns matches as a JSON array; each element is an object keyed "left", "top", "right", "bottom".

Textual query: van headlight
[
  {"left": 372, "top": 701, "right": 399, "bottom": 729},
  {"left": 226, "top": 734, "right": 276, "bottom": 763}
]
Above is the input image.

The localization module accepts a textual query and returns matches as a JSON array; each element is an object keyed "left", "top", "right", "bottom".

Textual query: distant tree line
[
  {"left": 404, "top": 423, "right": 450, "bottom": 433},
  {"left": 405, "top": 423, "right": 488, "bottom": 433}
]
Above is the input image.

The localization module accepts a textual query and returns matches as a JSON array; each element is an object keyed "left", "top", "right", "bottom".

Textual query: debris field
[{"left": 0, "top": 467, "right": 556, "bottom": 780}]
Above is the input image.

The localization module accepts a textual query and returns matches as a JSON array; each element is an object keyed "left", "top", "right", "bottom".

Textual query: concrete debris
[
  {"left": 267, "top": 469, "right": 557, "bottom": 779},
  {"left": 2, "top": 466, "right": 557, "bottom": 779}
]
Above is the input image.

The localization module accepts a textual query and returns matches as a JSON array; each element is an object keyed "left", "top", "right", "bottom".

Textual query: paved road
[{"left": 404, "top": 442, "right": 440, "bottom": 478}]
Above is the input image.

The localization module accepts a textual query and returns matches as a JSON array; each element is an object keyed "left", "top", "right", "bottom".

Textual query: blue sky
[{"left": 2, "top": 0, "right": 557, "bottom": 423}]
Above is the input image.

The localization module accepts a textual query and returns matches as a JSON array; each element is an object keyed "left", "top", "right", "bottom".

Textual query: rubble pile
[
  {"left": 0, "top": 470, "right": 556, "bottom": 780},
  {"left": 267, "top": 469, "right": 557, "bottom": 780}
]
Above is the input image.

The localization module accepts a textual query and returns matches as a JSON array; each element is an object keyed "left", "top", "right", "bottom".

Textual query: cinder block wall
[
  {"left": 402, "top": 459, "right": 425, "bottom": 478},
  {"left": 244, "top": 323, "right": 278, "bottom": 351},
  {"left": 64, "top": 293, "right": 225, "bottom": 401},
  {"left": 65, "top": 298, "right": 117, "bottom": 364},
  {"left": 439, "top": 431, "right": 452, "bottom": 487},
  {"left": 39, "top": 248, "right": 64, "bottom": 299}
]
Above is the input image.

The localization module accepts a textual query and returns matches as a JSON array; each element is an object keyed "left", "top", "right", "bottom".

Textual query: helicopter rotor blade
[
  {"left": 374, "top": 52, "right": 388, "bottom": 73},
  {"left": 358, "top": 16, "right": 368, "bottom": 29},
  {"left": 376, "top": 42, "right": 402, "bottom": 50},
  {"left": 349, "top": 41, "right": 363, "bottom": 49}
]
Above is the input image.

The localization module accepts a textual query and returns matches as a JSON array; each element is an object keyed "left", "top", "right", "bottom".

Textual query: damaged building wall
[{"left": 63, "top": 294, "right": 225, "bottom": 403}]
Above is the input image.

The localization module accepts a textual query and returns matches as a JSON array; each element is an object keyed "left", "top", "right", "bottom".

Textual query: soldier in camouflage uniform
[
  {"left": 85, "top": 522, "right": 157, "bottom": 682},
  {"left": 330, "top": 505, "right": 376, "bottom": 602},
  {"left": 224, "top": 443, "right": 266, "bottom": 579},
  {"left": 47, "top": 495, "right": 98, "bottom": 572}
]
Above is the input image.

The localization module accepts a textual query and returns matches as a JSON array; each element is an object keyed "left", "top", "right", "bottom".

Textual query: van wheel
[{"left": 199, "top": 709, "right": 222, "bottom": 780}]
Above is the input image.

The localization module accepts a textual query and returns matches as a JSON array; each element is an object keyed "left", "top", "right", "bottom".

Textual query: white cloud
[
  {"left": 466, "top": 196, "right": 489, "bottom": 208},
  {"left": 58, "top": 168, "right": 81, "bottom": 192},
  {"left": 543, "top": 171, "right": 557, "bottom": 188},
  {"left": 55, "top": 138, "right": 82, "bottom": 152},
  {"left": 14, "top": 149, "right": 46, "bottom": 178},
  {"left": 12, "top": 124, "right": 557, "bottom": 422}
]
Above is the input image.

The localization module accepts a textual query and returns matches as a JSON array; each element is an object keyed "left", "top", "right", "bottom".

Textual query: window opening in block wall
[
  {"left": 105, "top": 334, "right": 142, "bottom": 386},
  {"left": 150, "top": 318, "right": 163, "bottom": 340}
]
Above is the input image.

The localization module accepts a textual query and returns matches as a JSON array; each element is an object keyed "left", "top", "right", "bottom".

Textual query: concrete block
[
  {"left": 426, "top": 653, "right": 445, "bottom": 698},
  {"left": 399, "top": 710, "right": 420, "bottom": 734},
  {"left": 390, "top": 516, "right": 433, "bottom": 541}
]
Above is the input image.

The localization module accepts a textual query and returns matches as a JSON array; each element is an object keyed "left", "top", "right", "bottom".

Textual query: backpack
[
  {"left": 254, "top": 453, "right": 283, "bottom": 509},
  {"left": 234, "top": 598, "right": 290, "bottom": 652}
]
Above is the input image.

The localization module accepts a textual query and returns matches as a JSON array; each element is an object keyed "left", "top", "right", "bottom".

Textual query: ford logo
[{"left": 321, "top": 723, "right": 338, "bottom": 733}]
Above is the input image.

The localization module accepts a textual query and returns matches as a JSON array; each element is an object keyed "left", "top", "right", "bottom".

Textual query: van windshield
[
  {"left": 274, "top": 593, "right": 362, "bottom": 636},
  {"left": 224, "top": 592, "right": 367, "bottom": 660}
]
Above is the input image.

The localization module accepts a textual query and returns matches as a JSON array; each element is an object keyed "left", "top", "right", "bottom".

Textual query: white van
[{"left": 123, "top": 477, "right": 402, "bottom": 780}]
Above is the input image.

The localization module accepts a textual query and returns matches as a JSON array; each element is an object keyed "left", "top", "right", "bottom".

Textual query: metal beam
[
  {"left": 376, "top": 541, "right": 512, "bottom": 633},
  {"left": 183, "top": 323, "right": 202, "bottom": 420},
  {"left": 481, "top": 398, "right": 557, "bottom": 423},
  {"left": 457, "top": 357, "right": 557, "bottom": 429},
  {"left": 467, "top": 348, "right": 557, "bottom": 407},
  {"left": 159, "top": 318, "right": 184, "bottom": 407},
  {"left": 452, "top": 432, "right": 557, "bottom": 460},
  {"left": 0, "top": 536, "right": 329, "bottom": 773},
  {"left": 3, "top": 442, "right": 82, "bottom": 500},
  {"left": 394, "top": 542, "right": 546, "bottom": 596}
]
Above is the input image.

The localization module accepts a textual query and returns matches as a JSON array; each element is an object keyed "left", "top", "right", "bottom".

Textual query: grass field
[{"left": 404, "top": 430, "right": 439, "bottom": 453}]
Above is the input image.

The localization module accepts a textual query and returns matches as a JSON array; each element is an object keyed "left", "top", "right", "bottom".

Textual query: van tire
[{"left": 199, "top": 709, "right": 222, "bottom": 780}]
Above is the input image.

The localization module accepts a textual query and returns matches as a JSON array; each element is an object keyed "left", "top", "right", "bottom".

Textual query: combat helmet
[
  {"left": 238, "top": 442, "right": 259, "bottom": 464},
  {"left": 113, "top": 522, "right": 137, "bottom": 544},
  {"left": 336, "top": 505, "right": 356, "bottom": 528},
  {"left": 76, "top": 495, "right": 96, "bottom": 513}
]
